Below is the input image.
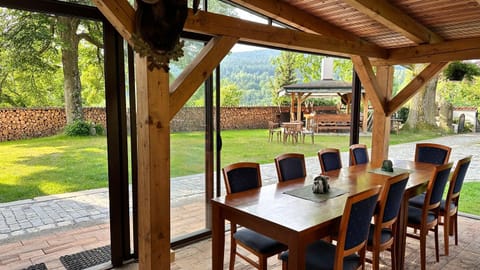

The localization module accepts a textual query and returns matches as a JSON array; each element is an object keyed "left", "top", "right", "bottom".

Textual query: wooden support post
[
  {"left": 370, "top": 66, "right": 393, "bottom": 167},
  {"left": 135, "top": 56, "right": 171, "bottom": 270}
]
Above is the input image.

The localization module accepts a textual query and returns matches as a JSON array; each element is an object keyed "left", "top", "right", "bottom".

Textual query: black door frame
[{"left": 0, "top": 0, "right": 134, "bottom": 266}]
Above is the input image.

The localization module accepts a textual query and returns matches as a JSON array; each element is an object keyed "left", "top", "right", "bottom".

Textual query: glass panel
[
  {"left": 170, "top": 39, "right": 207, "bottom": 240},
  {"left": 0, "top": 8, "right": 111, "bottom": 269}
]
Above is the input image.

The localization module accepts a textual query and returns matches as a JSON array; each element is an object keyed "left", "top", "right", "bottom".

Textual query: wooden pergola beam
[
  {"left": 372, "top": 37, "right": 480, "bottom": 65},
  {"left": 184, "top": 10, "right": 387, "bottom": 58},
  {"left": 92, "top": 0, "right": 134, "bottom": 45},
  {"left": 343, "top": 0, "right": 442, "bottom": 44},
  {"left": 169, "top": 35, "right": 238, "bottom": 119},
  {"left": 351, "top": 56, "right": 387, "bottom": 114},
  {"left": 228, "top": 0, "right": 368, "bottom": 43},
  {"left": 387, "top": 62, "right": 448, "bottom": 116}
]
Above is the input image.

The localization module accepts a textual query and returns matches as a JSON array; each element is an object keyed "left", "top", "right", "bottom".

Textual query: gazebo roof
[{"left": 279, "top": 79, "right": 362, "bottom": 97}]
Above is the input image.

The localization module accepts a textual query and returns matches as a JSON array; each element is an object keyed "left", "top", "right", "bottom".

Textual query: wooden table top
[{"left": 212, "top": 160, "right": 434, "bottom": 234}]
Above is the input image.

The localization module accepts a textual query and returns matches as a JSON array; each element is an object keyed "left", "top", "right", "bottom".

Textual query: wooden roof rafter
[{"left": 342, "top": 0, "right": 443, "bottom": 44}]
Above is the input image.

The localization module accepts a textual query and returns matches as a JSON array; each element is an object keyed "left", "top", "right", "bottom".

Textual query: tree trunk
[
  {"left": 405, "top": 65, "right": 438, "bottom": 129},
  {"left": 58, "top": 16, "right": 83, "bottom": 124}
]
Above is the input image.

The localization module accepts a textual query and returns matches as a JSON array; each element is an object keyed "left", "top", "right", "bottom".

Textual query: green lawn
[{"left": 0, "top": 129, "right": 478, "bottom": 216}]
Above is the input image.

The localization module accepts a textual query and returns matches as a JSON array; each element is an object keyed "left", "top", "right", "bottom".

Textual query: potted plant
[{"left": 443, "top": 61, "right": 480, "bottom": 81}]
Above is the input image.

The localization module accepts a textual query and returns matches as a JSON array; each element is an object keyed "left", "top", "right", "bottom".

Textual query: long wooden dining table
[{"left": 211, "top": 160, "right": 436, "bottom": 270}]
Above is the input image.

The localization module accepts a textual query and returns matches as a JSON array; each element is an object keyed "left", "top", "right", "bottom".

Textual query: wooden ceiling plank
[
  {"left": 351, "top": 55, "right": 387, "bottom": 114},
  {"left": 342, "top": 0, "right": 443, "bottom": 44},
  {"left": 92, "top": 0, "right": 135, "bottom": 45},
  {"left": 228, "top": 0, "right": 366, "bottom": 43},
  {"left": 372, "top": 37, "right": 480, "bottom": 64},
  {"left": 169, "top": 35, "right": 238, "bottom": 119},
  {"left": 387, "top": 62, "right": 447, "bottom": 115},
  {"left": 185, "top": 10, "right": 387, "bottom": 58}
]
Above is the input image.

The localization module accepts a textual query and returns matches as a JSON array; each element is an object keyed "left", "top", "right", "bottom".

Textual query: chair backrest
[
  {"left": 415, "top": 143, "right": 452, "bottom": 165},
  {"left": 349, "top": 144, "right": 369, "bottom": 165},
  {"left": 274, "top": 153, "right": 306, "bottom": 182},
  {"left": 446, "top": 156, "right": 472, "bottom": 206},
  {"left": 423, "top": 163, "right": 453, "bottom": 211},
  {"left": 377, "top": 173, "right": 410, "bottom": 226},
  {"left": 317, "top": 148, "right": 342, "bottom": 173},
  {"left": 335, "top": 186, "right": 381, "bottom": 268},
  {"left": 268, "top": 121, "right": 279, "bottom": 130},
  {"left": 222, "top": 162, "right": 262, "bottom": 194}
]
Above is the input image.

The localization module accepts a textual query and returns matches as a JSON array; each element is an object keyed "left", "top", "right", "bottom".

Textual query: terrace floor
[{"left": 1, "top": 133, "right": 480, "bottom": 269}]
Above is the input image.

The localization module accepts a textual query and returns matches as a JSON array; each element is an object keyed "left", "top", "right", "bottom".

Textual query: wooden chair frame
[
  {"left": 367, "top": 173, "right": 409, "bottom": 270},
  {"left": 349, "top": 144, "right": 369, "bottom": 165},
  {"left": 274, "top": 153, "right": 306, "bottom": 182},
  {"left": 317, "top": 148, "right": 342, "bottom": 173},
  {"left": 282, "top": 186, "right": 381, "bottom": 270},
  {"left": 222, "top": 162, "right": 286, "bottom": 269},
  {"left": 407, "top": 162, "right": 453, "bottom": 270},
  {"left": 440, "top": 156, "right": 471, "bottom": 256},
  {"left": 414, "top": 143, "right": 452, "bottom": 165}
]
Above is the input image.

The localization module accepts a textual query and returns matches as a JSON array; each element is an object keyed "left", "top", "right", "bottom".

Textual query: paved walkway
[{"left": 1, "top": 133, "right": 479, "bottom": 242}]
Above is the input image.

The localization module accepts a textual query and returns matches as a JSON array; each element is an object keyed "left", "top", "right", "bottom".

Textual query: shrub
[
  {"left": 396, "top": 107, "right": 409, "bottom": 123},
  {"left": 93, "top": 123, "right": 104, "bottom": 136},
  {"left": 64, "top": 121, "right": 103, "bottom": 136}
]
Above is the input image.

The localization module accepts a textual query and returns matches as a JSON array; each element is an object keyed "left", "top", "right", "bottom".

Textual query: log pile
[{"left": 0, "top": 108, "right": 106, "bottom": 142}]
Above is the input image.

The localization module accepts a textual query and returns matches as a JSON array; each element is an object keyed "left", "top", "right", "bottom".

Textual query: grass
[
  {"left": 0, "top": 135, "right": 107, "bottom": 202},
  {"left": 458, "top": 182, "right": 480, "bottom": 215},
  {"left": 1, "top": 129, "right": 478, "bottom": 217}
]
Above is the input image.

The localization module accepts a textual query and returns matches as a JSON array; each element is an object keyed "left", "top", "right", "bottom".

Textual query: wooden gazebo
[{"left": 89, "top": 0, "right": 480, "bottom": 269}]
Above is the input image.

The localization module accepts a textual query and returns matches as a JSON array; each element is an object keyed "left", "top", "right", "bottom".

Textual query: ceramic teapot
[{"left": 312, "top": 175, "right": 330, "bottom": 194}]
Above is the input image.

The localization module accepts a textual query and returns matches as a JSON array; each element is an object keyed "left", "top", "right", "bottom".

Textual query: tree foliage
[
  {"left": 268, "top": 51, "right": 298, "bottom": 106},
  {"left": 220, "top": 79, "right": 242, "bottom": 106},
  {"left": 0, "top": 5, "right": 103, "bottom": 124}
]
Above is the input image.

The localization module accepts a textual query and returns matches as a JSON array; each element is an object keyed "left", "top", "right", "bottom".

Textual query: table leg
[
  {"left": 212, "top": 203, "right": 224, "bottom": 270},
  {"left": 395, "top": 194, "right": 409, "bottom": 270},
  {"left": 287, "top": 240, "right": 306, "bottom": 270}
]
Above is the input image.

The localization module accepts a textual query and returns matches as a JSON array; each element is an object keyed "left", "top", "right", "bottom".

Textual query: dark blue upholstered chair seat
[
  {"left": 408, "top": 206, "right": 436, "bottom": 225},
  {"left": 235, "top": 228, "right": 287, "bottom": 254},
  {"left": 367, "top": 226, "right": 392, "bottom": 245},
  {"left": 409, "top": 194, "right": 456, "bottom": 212},
  {"left": 280, "top": 240, "right": 361, "bottom": 270}
]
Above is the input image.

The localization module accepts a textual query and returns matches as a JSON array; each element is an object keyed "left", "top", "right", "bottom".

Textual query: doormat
[
  {"left": 23, "top": 263, "right": 47, "bottom": 270},
  {"left": 60, "top": 245, "right": 111, "bottom": 270}
]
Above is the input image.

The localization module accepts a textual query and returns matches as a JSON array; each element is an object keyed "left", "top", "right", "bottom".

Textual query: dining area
[{"left": 210, "top": 143, "right": 473, "bottom": 270}]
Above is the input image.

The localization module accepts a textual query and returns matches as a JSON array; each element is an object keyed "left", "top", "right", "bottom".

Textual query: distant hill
[{"left": 220, "top": 49, "right": 280, "bottom": 105}]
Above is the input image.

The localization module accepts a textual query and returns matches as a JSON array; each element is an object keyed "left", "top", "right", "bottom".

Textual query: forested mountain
[{"left": 220, "top": 49, "right": 280, "bottom": 105}]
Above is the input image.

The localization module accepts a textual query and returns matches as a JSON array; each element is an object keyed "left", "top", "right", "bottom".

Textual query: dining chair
[
  {"left": 367, "top": 173, "right": 410, "bottom": 270},
  {"left": 409, "top": 156, "right": 471, "bottom": 256},
  {"left": 222, "top": 162, "right": 287, "bottom": 270},
  {"left": 414, "top": 143, "right": 452, "bottom": 165},
  {"left": 280, "top": 186, "right": 381, "bottom": 270},
  {"left": 274, "top": 153, "right": 306, "bottom": 182},
  {"left": 349, "top": 143, "right": 369, "bottom": 165},
  {"left": 406, "top": 162, "right": 453, "bottom": 270},
  {"left": 317, "top": 148, "right": 342, "bottom": 173},
  {"left": 267, "top": 121, "right": 281, "bottom": 142}
]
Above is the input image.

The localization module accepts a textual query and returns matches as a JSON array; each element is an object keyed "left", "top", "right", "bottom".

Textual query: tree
[
  {"left": 0, "top": 4, "right": 103, "bottom": 124},
  {"left": 220, "top": 79, "right": 242, "bottom": 106},
  {"left": 269, "top": 51, "right": 298, "bottom": 106},
  {"left": 404, "top": 64, "right": 438, "bottom": 129}
]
